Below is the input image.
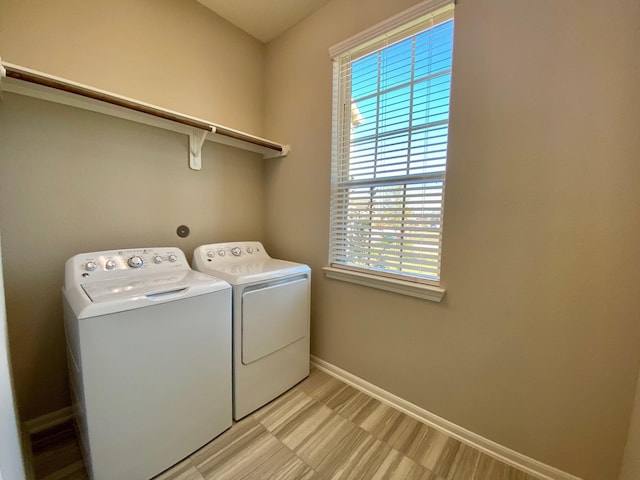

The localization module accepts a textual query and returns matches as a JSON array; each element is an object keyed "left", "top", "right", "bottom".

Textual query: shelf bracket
[{"left": 189, "top": 127, "right": 214, "bottom": 171}]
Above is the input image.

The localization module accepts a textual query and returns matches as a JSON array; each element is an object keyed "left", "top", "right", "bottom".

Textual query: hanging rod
[
  {"left": 5, "top": 66, "right": 216, "bottom": 133},
  {"left": 214, "top": 125, "right": 282, "bottom": 151},
  {"left": 0, "top": 60, "right": 288, "bottom": 168}
]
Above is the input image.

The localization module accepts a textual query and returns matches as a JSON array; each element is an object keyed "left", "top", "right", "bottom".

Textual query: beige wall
[
  {"left": 0, "top": 0, "right": 264, "bottom": 133},
  {"left": 263, "top": 1, "right": 640, "bottom": 479},
  {"left": 0, "top": 0, "right": 266, "bottom": 420}
]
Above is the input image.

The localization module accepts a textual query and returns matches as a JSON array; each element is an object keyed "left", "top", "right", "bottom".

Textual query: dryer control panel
[
  {"left": 194, "top": 241, "right": 269, "bottom": 266},
  {"left": 65, "top": 247, "right": 189, "bottom": 286}
]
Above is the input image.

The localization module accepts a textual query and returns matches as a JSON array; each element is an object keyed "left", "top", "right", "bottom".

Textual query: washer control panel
[
  {"left": 66, "top": 247, "right": 188, "bottom": 285},
  {"left": 194, "top": 241, "right": 269, "bottom": 266}
]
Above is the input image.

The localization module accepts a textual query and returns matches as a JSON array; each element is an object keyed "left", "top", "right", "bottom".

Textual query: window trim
[
  {"left": 326, "top": 0, "right": 453, "bottom": 301},
  {"left": 328, "top": 0, "right": 455, "bottom": 59},
  {"left": 323, "top": 267, "right": 446, "bottom": 302}
]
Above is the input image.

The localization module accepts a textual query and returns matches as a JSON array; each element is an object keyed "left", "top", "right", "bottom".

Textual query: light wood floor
[{"left": 30, "top": 367, "right": 541, "bottom": 480}]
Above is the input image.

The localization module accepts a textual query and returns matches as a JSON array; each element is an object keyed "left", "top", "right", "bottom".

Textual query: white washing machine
[
  {"left": 193, "top": 241, "right": 310, "bottom": 420},
  {"left": 63, "top": 247, "right": 232, "bottom": 480}
]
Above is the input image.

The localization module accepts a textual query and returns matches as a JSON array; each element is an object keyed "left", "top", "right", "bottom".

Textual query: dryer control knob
[
  {"left": 168, "top": 254, "right": 178, "bottom": 263},
  {"left": 85, "top": 261, "right": 97, "bottom": 272},
  {"left": 231, "top": 247, "right": 241, "bottom": 257},
  {"left": 153, "top": 256, "right": 163, "bottom": 264},
  {"left": 246, "top": 247, "right": 253, "bottom": 254},
  {"left": 105, "top": 260, "right": 116, "bottom": 270},
  {"left": 217, "top": 249, "right": 226, "bottom": 257},
  {"left": 207, "top": 250, "right": 215, "bottom": 258},
  {"left": 128, "top": 256, "right": 144, "bottom": 268}
]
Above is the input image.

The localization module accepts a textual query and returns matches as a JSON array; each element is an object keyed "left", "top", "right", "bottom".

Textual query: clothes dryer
[
  {"left": 63, "top": 247, "right": 231, "bottom": 480},
  {"left": 193, "top": 242, "right": 310, "bottom": 420}
]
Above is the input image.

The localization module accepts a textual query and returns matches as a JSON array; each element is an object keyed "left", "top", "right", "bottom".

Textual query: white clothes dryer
[
  {"left": 193, "top": 241, "right": 310, "bottom": 420},
  {"left": 63, "top": 247, "right": 232, "bottom": 480}
]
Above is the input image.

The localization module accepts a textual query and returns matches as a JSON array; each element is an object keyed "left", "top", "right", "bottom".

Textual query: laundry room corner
[
  {"left": 0, "top": 0, "right": 269, "bottom": 423},
  {"left": 1, "top": 1, "right": 640, "bottom": 479}
]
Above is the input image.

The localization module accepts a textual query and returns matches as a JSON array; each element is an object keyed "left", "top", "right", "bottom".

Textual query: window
[{"left": 326, "top": 0, "right": 454, "bottom": 301}]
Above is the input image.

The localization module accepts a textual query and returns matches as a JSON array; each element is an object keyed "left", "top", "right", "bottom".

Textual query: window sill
[{"left": 322, "top": 267, "right": 446, "bottom": 302}]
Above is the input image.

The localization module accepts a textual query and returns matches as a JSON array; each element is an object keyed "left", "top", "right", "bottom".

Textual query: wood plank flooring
[{"left": 30, "top": 367, "right": 542, "bottom": 480}]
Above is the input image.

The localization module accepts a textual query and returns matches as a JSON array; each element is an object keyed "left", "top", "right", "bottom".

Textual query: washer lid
[
  {"left": 65, "top": 270, "right": 230, "bottom": 319},
  {"left": 80, "top": 270, "right": 226, "bottom": 303},
  {"left": 199, "top": 258, "right": 310, "bottom": 285},
  {"left": 81, "top": 270, "right": 225, "bottom": 303}
]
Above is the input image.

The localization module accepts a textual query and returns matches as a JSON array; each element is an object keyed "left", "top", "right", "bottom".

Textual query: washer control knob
[
  {"left": 85, "top": 261, "right": 97, "bottom": 272},
  {"left": 153, "top": 255, "right": 163, "bottom": 264},
  {"left": 207, "top": 250, "right": 215, "bottom": 258},
  {"left": 231, "top": 247, "right": 241, "bottom": 257},
  {"left": 168, "top": 254, "right": 178, "bottom": 263},
  {"left": 127, "top": 256, "right": 143, "bottom": 268},
  {"left": 217, "top": 249, "right": 226, "bottom": 257},
  {"left": 105, "top": 260, "right": 116, "bottom": 270},
  {"left": 246, "top": 247, "right": 253, "bottom": 254}
]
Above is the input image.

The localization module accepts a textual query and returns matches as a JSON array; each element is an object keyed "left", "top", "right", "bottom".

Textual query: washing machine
[
  {"left": 193, "top": 241, "right": 310, "bottom": 420},
  {"left": 62, "top": 247, "right": 232, "bottom": 480}
]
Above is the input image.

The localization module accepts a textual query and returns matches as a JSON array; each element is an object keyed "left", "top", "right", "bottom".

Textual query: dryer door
[{"left": 242, "top": 277, "right": 309, "bottom": 365}]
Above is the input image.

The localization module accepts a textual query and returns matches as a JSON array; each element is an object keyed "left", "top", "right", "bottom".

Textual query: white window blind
[{"left": 329, "top": 1, "right": 454, "bottom": 286}]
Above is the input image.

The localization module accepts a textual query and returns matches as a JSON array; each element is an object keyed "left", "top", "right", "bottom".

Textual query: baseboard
[
  {"left": 310, "top": 355, "right": 582, "bottom": 480},
  {"left": 23, "top": 406, "right": 73, "bottom": 435},
  {"left": 21, "top": 407, "right": 73, "bottom": 480},
  {"left": 21, "top": 423, "right": 35, "bottom": 480}
]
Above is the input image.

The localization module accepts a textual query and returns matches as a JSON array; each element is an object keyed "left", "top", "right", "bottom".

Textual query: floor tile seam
[
  {"left": 253, "top": 389, "right": 320, "bottom": 426},
  {"left": 448, "top": 440, "right": 542, "bottom": 480},
  {"left": 190, "top": 428, "right": 268, "bottom": 480},
  {"left": 192, "top": 418, "right": 269, "bottom": 466},
  {"left": 251, "top": 403, "right": 327, "bottom": 479},
  {"left": 263, "top": 426, "right": 326, "bottom": 480},
  {"left": 313, "top": 382, "right": 537, "bottom": 480},
  {"left": 251, "top": 393, "right": 313, "bottom": 434},
  {"left": 184, "top": 457, "right": 207, "bottom": 480},
  {"left": 470, "top": 447, "right": 482, "bottom": 480},
  {"left": 311, "top": 394, "right": 445, "bottom": 480},
  {"left": 379, "top": 439, "right": 444, "bottom": 480},
  {"left": 314, "top": 385, "right": 409, "bottom": 459},
  {"left": 191, "top": 425, "right": 286, "bottom": 480},
  {"left": 313, "top": 382, "right": 460, "bottom": 480},
  {"left": 252, "top": 389, "right": 305, "bottom": 421},
  {"left": 329, "top": 423, "right": 443, "bottom": 480},
  {"left": 190, "top": 445, "right": 277, "bottom": 480}
]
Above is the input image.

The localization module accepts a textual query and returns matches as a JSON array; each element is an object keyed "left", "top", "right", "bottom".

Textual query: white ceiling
[{"left": 196, "top": 0, "right": 331, "bottom": 43}]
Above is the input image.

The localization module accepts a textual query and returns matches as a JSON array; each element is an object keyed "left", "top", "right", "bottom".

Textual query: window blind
[{"left": 329, "top": 1, "right": 454, "bottom": 285}]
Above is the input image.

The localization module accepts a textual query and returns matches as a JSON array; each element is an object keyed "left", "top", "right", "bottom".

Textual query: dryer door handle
[{"left": 145, "top": 288, "right": 189, "bottom": 301}]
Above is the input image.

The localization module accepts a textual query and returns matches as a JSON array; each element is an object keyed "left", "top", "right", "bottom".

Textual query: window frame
[{"left": 324, "top": 0, "right": 454, "bottom": 302}]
